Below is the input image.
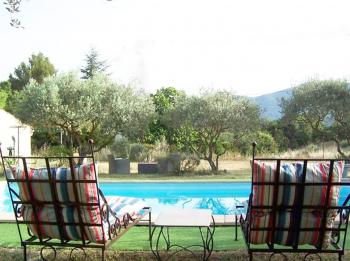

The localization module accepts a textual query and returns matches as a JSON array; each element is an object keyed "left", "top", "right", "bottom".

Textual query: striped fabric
[
  {"left": 249, "top": 160, "right": 343, "bottom": 247},
  {"left": 249, "top": 210, "right": 335, "bottom": 246},
  {"left": 10, "top": 164, "right": 147, "bottom": 243},
  {"left": 11, "top": 163, "right": 98, "bottom": 203},
  {"left": 22, "top": 196, "right": 147, "bottom": 243}
]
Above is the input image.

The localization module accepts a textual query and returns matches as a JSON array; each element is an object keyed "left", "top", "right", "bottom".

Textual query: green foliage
[
  {"left": 0, "top": 81, "right": 11, "bottom": 109},
  {"left": 109, "top": 136, "right": 130, "bottom": 158},
  {"left": 129, "top": 143, "right": 153, "bottom": 162},
  {"left": 263, "top": 119, "right": 313, "bottom": 151},
  {"left": 281, "top": 79, "right": 350, "bottom": 157},
  {"left": 35, "top": 145, "right": 73, "bottom": 157},
  {"left": 81, "top": 48, "right": 109, "bottom": 79},
  {"left": 8, "top": 52, "right": 56, "bottom": 91},
  {"left": 11, "top": 73, "right": 155, "bottom": 153},
  {"left": 235, "top": 131, "right": 277, "bottom": 155},
  {"left": 147, "top": 87, "right": 186, "bottom": 144},
  {"left": 31, "top": 127, "right": 61, "bottom": 149},
  {"left": 164, "top": 90, "right": 261, "bottom": 171}
]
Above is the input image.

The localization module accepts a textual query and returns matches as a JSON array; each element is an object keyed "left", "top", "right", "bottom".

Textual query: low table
[{"left": 150, "top": 209, "right": 215, "bottom": 261}]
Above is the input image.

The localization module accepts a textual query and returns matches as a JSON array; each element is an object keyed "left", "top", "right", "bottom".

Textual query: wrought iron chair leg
[
  {"left": 23, "top": 245, "right": 27, "bottom": 261},
  {"left": 338, "top": 253, "right": 342, "bottom": 261},
  {"left": 101, "top": 248, "right": 105, "bottom": 261},
  {"left": 149, "top": 211, "right": 152, "bottom": 241},
  {"left": 249, "top": 252, "right": 253, "bottom": 261}
]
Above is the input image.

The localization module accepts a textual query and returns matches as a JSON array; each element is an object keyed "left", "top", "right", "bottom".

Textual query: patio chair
[
  {"left": 239, "top": 142, "right": 350, "bottom": 261},
  {"left": 0, "top": 139, "right": 151, "bottom": 261}
]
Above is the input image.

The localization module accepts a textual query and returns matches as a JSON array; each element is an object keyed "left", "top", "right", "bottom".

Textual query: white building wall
[{"left": 0, "top": 109, "right": 32, "bottom": 156}]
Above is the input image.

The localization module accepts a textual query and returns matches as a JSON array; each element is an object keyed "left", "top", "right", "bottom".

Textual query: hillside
[{"left": 253, "top": 88, "right": 292, "bottom": 120}]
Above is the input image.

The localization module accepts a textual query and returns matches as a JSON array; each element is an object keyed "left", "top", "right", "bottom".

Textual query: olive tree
[
  {"left": 164, "top": 90, "right": 261, "bottom": 171},
  {"left": 13, "top": 73, "right": 155, "bottom": 153},
  {"left": 281, "top": 79, "right": 350, "bottom": 157}
]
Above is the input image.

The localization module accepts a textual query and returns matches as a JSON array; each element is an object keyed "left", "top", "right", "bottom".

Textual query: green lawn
[
  {"left": 0, "top": 224, "right": 349, "bottom": 260},
  {"left": 0, "top": 224, "right": 244, "bottom": 250}
]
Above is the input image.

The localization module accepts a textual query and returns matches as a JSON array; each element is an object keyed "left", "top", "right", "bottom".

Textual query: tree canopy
[
  {"left": 147, "top": 87, "right": 185, "bottom": 144},
  {"left": 281, "top": 79, "right": 350, "bottom": 157},
  {"left": 12, "top": 73, "right": 155, "bottom": 153},
  {"left": 8, "top": 52, "right": 56, "bottom": 91},
  {"left": 164, "top": 90, "right": 261, "bottom": 170}
]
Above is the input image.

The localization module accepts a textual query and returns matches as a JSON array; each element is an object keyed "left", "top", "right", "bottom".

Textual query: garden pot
[
  {"left": 108, "top": 155, "right": 130, "bottom": 174},
  {"left": 138, "top": 163, "right": 158, "bottom": 174}
]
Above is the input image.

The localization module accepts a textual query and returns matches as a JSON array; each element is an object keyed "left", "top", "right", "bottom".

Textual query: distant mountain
[{"left": 253, "top": 88, "right": 293, "bottom": 120}]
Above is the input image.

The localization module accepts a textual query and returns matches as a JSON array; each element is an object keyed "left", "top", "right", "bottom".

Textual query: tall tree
[
  {"left": 281, "top": 79, "right": 350, "bottom": 157},
  {"left": 164, "top": 90, "right": 260, "bottom": 171},
  {"left": 12, "top": 73, "right": 155, "bottom": 153},
  {"left": 8, "top": 52, "right": 56, "bottom": 91},
  {"left": 81, "top": 48, "right": 109, "bottom": 79},
  {"left": 147, "top": 87, "right": 185, "bottom": 144}
]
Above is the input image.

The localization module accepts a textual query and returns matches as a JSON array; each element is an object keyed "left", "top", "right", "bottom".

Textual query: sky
[{"left": 1, "top": 0, "right": 350, "bottom": 97}]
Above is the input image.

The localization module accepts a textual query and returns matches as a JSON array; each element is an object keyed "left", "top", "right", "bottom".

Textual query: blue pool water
[{"left": 1, "top": 182, "right": 349, "bottom": 216}]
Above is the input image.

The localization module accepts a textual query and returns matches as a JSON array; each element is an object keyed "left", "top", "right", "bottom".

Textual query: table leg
[{"left": 235, "top": 214, "right": 238, "bottom": 241}]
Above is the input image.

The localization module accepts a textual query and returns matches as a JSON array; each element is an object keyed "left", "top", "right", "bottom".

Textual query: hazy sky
[{"left": 1, "top": 0, "right": 350, "bottom": 96}]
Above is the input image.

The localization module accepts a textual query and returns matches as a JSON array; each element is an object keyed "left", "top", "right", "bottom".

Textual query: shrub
[
  {"left": 109, "top": 136, "right": 129, "bottom": 158},
  {"left": 36, "top": 145, "right": 72, "bottom": 157},
  {"left": 129, "top": 143, "right": 153, "bottom": 162}
]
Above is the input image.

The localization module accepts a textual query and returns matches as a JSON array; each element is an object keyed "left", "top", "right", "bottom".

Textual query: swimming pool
[{"left": 1, "top": 182, "right": 349, "bottom": 216}]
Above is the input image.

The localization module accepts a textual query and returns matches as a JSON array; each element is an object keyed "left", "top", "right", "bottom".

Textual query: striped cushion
[
  {"left": 11, "top": 164, "right": 98, "bottom": 203},
  {"left": 22, "top": 196, "right": 148, "bottom": 243},
  {"left": 252, "top": 161, "right": 343, "bottom": 209},
  {"left": 249, "top": 210, "right": 335, "bottom": 246},
  {"left": 250, "top": 160, "right": 343, "bottom": 246},
  {"left": 10, "top": 164, "right": 148, "bottom": 243}
]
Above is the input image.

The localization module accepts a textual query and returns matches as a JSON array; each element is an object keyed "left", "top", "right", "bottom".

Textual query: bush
[
  {"left": 35, "top": 145, "right": 72, "bottom": 157},
  {"left": 236, "top": 131, "right": 277, "bottom": 156},
  {"left": 109, "top": 136, "right": 129, "bottom": 158},
  {"left": 129, "top": 143, "right": 153, "bottom": 162}
]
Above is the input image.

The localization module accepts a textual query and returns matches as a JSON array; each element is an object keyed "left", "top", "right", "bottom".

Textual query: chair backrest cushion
[
  {"left": 250, "top": 160, "right": 343, "bottom": 247},
  {"left": 11, "top": 163, "right": 98, "bottom": 203},
  {"left": 252, "top": 161, "right": 343, "bottom": 209},
  {"left": 9, "top": 163, "right": 109, "bottom": 243}
]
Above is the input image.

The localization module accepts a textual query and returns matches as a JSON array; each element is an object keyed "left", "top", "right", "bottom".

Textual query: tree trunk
[
  {"left": 207, "top": 158, "right": 218, "bottom": 171},
  {"left": 334, "top": 139, "right": 346, "bottom": 158},
  {"left": 215, "top": 155, "right": 219, "bottom": 171}
]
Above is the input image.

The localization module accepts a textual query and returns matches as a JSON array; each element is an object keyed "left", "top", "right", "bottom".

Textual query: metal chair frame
[
  {"left": 0, "top": 140, "right": 151, "bottom": 261},
  {"left": 240, "top": 142, "right": 350, "bottom": 261}
]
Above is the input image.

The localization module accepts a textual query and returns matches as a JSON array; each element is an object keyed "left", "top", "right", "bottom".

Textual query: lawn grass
[
  {"left": 0, "top": 224, "right": 349, "bottom": 260},
  {"left": 0, "top": 224, "right": 244, "bottom": 250}
]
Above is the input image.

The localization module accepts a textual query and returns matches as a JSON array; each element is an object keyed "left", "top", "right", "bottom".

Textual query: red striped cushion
[
  {"left": 22, "top": 196, "right": 147, "bottom": 243},
  {"left": 250, "top": 160, "right": 343, "bottom": 247}
]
